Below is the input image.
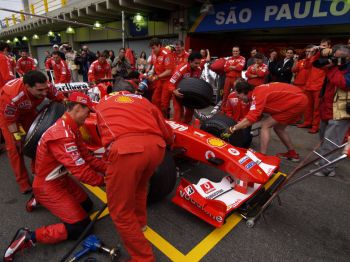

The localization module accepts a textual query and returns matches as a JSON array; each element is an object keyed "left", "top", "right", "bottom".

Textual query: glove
[{"left": 221, "top": 128, "right": 232, "bottom": 140}]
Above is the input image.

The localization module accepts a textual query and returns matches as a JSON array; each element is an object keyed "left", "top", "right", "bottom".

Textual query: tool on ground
[
  {"left": 60, "top": 203, "right": 108, "bottom": 262},
  {"left": 68, "top": 235, "right": 120, "bottom": 262}
]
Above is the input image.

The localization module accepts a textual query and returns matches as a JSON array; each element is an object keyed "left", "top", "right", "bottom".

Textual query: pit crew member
[
  {"left": 16, "top": 51, "right": 36, "bottom": 77},
  {"left": 51, "top": 51, "right": 71, "bottom": 84},
  {"left": 3, "top": 92, "right": 106, "bottom": 261},
  {"left": 174, "top": 40, "right": 189, "bottom": 64},
  {"left": 225, "top": 81, "right": 307, "bottom": 161},
  {"left": 222, "top": 46, "right": 245, "bottom": 105},
  {"left": 148, "top": 38, "right": 175, "bottom": 117},
  {"left": 0, "top": 42, "right": 15, "bottom": 88},
  {"left": 88, "top": 50, "right": 112, "bottom": 84},
  {"left": 95, "top": 89, "right": 173, "bottom": 262},
  {"left": 169, "top": 52, "right": 202, "bottom": 124},
  {"left": 0, "top": 71, "right": 64, "bottom": 193},
  {"left": 245, "top": 53, "right": 269, "bottom": 87}
]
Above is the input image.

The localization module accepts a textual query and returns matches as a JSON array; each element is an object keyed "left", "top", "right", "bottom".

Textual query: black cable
[{"left": 59, "top": 203, "right": 108, "bottom": 262}]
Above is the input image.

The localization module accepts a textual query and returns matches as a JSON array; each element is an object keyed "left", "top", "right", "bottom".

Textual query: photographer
[{"left": 313, "top": 44, "right": 350, "bottom": 177}]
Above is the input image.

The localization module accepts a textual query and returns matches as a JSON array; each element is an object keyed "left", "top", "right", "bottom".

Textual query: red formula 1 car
[{"left": 24, "top": 80, "right": 285, "bottom": 228}]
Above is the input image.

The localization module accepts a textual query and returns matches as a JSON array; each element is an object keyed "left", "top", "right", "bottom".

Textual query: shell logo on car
[
  {"left": 115, "top": 96, "right": 134, "bottom": 104},
  {"left": 207, "top": 137, "right": 226, "bottom": 148}
]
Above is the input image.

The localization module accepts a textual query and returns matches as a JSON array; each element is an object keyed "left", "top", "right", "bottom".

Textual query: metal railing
[{"left": 1, "top": 0, "right": 68, "bottom": 28}]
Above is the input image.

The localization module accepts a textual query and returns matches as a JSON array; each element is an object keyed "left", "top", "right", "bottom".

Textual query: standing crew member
[
  {"left": 95, "top": 90, "right": 173, "bottom": 262},
  {"left": 148, "top": 38, "right": 175, "bottom": 117},
  {"left": 245, "top": 53, "right": 269, "bottom": 87},
  {"left": 222, "top": 46, "right": 245, "bottom": 105},
  {"left": 225, "top": 81, "right": 307, "bottom": 161},
  {"left": 0, "top": 71, "right": 64, "bottom": 193},
  {"left": 174, "top": 40, "right": 189, "bottom": 64},
  {"left": 0, "top": 42, "right": 15, "bottom": 89},
  {"left": 88, "top": 50, "right": 112, "bottom": 83},
  {"left": 16, "top": 51, "right": 36, "bottom": 77},
  {"left": 51, "top": 51, "right": 71, "bottom": 84},
  {"left": 169, "top": 52, "right": 202, "bottom": 123},
  {"left": 3, "top": 92, "right": 106, "bottom": 261}
]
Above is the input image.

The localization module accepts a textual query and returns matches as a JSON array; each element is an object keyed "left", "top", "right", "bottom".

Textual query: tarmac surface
[{"left": 0, "top": 124, "right": 349, "bottom": 262}]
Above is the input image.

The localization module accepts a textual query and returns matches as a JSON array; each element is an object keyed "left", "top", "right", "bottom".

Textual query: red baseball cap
[{"left": 68, "top": 92, "right": 94, "bottom": 111}]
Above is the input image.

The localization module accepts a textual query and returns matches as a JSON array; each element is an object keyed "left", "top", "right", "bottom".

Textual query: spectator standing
[
  {"left": 53, "top": 44, "right": 65, "bottom": 60},
  {"left": 266, "top": 49, "right": 279, "bottom": 83},
  {"left": 137, "top": 51, "right": 147, "bottom": 74},
  {"left": 313, "top": 44, "right": 350, "bottom": 176},
  {"left": 246, "top": 53, "right": 269, "bottom": 87},
  {"left": 246, "top": 48, "right": 268, "bottom": 69},
  {"left": 65, "top": 46, "right": 79, "bottom": 82},
  {"left": 112, "top": 48, "right": 131, "bottom": 78},
  {"left": 199, "top": 49, "right": 211, "bottom": 69},
  {"left": 276, "top": 48, "right": 295, "bottom": 83},
  {"left": 109, "top": 50, "right": 115, "bottom": 63},
  {"left": 44, "top": 51, "right": 51, "bottom": 63}
]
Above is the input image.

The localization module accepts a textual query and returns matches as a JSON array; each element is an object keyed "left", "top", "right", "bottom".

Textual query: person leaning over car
[
  {"left": 225, "top": 80, "right": 307, "bottom": 161},
  {"left": 169, "top": 52, "right": 202, "bottom": 124},
  {"left": 95, "top": 87, "right": 173, "bottom": 262},
  {"left": 0, "top": 71, "right": 64, "bottom": 194},
  {"left": 3, "top": 92, "right": 106, "bottom": 262}
]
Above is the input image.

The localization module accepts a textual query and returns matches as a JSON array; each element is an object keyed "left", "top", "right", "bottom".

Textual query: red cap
[{"left": 68, "top": 92, "right": 94, "bottom": 111}]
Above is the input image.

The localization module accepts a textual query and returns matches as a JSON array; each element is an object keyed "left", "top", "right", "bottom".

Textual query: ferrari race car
[{"left": 23, "top": 79, "right": 286, "bottom": 228}]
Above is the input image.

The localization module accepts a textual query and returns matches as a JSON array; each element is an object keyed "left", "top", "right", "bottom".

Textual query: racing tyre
[
  {"left": 200, "top": 113, "right": 252, "bottom": 148},
  {"left": 148, "top": 149, "right": 177, "bottom": 203},
  {"left": 178, "top": 78, "right": 213, "bottom": 109},
  {"left": 23, "top": 102, "right": 65, "bottom": 159}
]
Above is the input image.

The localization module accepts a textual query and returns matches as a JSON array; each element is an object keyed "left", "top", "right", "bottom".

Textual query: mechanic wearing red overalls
[
  {"left": 169, "top": 52, "right": 202, "bottom": 123},
  {"left": 3, "top": 92, "right": 106, "bottom": 261},
  {"left": 222, "top": 46, "right": 245, "bottom": 106},
  {"left": 298, "top": 46, "right": 327, "bottom": 134},
  {"left": 148, "top": 38, "right": 175, "bottom": 117},
  {"left": 16, "top": 51, "right": 36, "bottom": 77},
  {"left": 226, "top": 81, "right": 308, "bottom": 161},
  {"left": 88, "top": 50, "right": 112, "bottom": 83},
  {"left": 95, "top": 91, "right": 173, "bottom": 262},
  {"left": 174, "top": 40, "right": 189, "bottom": 65},
  {"left": 51, "top": 51, "right": 71, "bottom": 84},
  {"left": 0, "top": 71, "right": 64, "bottom": 193},
  {"left": 0, "top": 42, "right": 15, "bottom": 89},
  {"left": 245, "top": 53, "right": 269, "bottom": 87}
]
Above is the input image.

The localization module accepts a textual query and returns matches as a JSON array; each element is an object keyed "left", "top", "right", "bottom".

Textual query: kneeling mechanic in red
[{"left": 3, "top": 92, "right": 106, "bottom": 261}]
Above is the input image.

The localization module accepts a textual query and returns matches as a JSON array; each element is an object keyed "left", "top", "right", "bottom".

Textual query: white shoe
[{"left": 313, "top": 170, "right": 335, "bottom": 177}]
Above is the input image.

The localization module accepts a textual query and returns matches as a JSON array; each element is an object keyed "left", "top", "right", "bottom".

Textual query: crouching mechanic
[
  {"left": 3, "top": 92, "right": 106, "bottom": 261},
  {"left": 169, "top": 52, "right": 202, "bottom": 124},
  {"left": 95, "top": 90, "right": 173, "bottom": 261},
  {"left": 225, "top": 81, "right": 308, "bottom": 161},
  {"left": 0, "top": 71, "right": 64, "bottom": 193}
]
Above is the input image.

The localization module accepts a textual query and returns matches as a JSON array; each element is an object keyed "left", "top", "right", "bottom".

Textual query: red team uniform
[
  {"left": 169, "top": 62, "right": 201, "bottom": 123},
  {"left": 0, "top": 78, "right": 63, "bottom": 192},
  {"left": 88, "top": 60, "right": 112, "bottom": 83},
  {"left": 0, "top": 51, "right": 15, "bottom": 88},
  {"left": 33, "top": 112, "right": 106, "bottom": 244},
  {"left": 52, "top": 59, "right": 71, "bottom": 84},
  {"left": 245, "top": 82, "right": 308, "bottom": 125},
  {"left": 222, "top": 55, "right": 245, "bottom": 105},
  {"left": 16, "top": 57, "right": 36, "bottom": 76},
  {"left": 96, "top": 92, "right": 173, "bottom": 262},
  {"left": 150, "top": 47, "right": 175, "bottom": 114},
  {"left": 246, "top": 63, "right": 269, "bottom": 87}
]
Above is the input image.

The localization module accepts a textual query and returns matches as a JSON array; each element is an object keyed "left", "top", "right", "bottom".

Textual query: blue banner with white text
[{"left": 192, "top": 0, "right": 350, "bottom": 32}]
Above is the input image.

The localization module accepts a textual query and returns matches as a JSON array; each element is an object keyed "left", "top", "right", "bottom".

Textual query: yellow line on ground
[
  {"left": 84, "top": 184, "right": 107, "bottom": 203},
  {"left": 185, "top": 214, "right": 242, "bottom": 261},
  {"left": 144, "top": 228, "right": 187, "bottom": 261}
]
